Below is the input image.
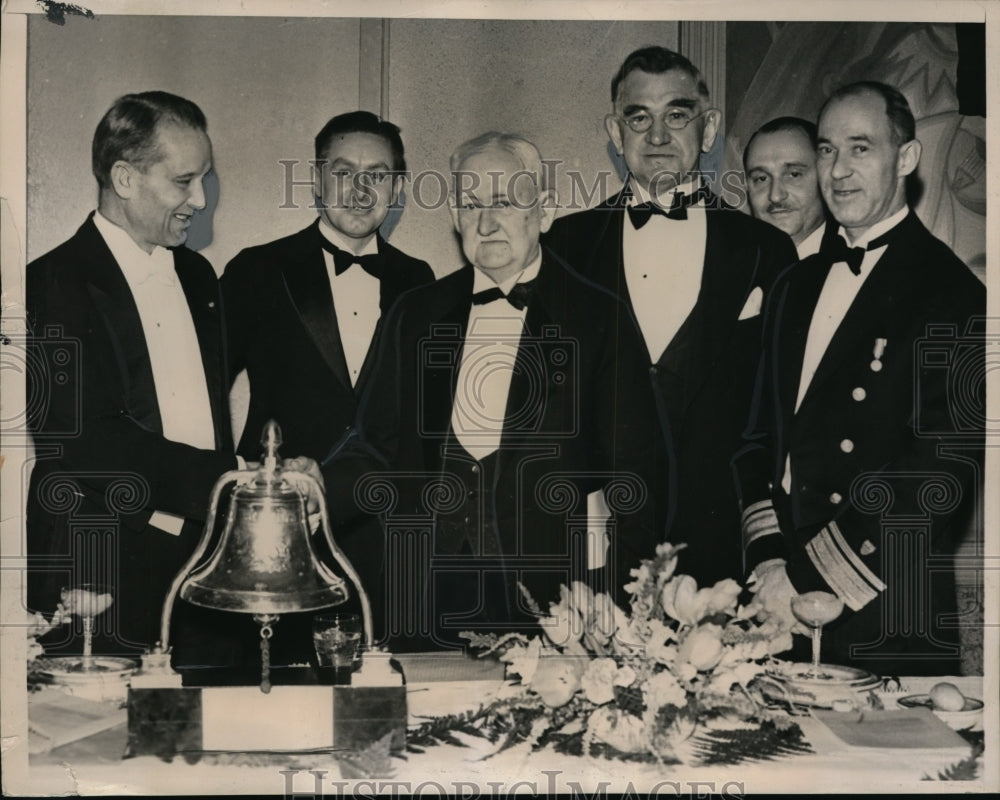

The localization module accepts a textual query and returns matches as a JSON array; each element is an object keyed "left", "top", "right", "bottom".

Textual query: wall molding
[{"left": 679, "top": 21, "right": 726, "bottom": 116}]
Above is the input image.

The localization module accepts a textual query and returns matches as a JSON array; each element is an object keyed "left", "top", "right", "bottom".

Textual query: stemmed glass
[
  {"left": 59, "top": 583, "right": 114, "bottom": 667},
  {"left": 790, "top": 590, "right": 844, "bottom": 677}
]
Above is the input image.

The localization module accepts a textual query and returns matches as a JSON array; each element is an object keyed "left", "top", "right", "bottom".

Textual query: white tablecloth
[{"left": 15, "top": 674, "right": 989, "bottom": 795}]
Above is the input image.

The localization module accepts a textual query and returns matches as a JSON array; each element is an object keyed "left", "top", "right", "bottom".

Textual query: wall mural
[{"left": 726, "top": 21, "right": 985, "bottom": 280}]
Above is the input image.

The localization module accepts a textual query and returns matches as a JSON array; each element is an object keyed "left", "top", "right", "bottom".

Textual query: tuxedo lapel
[
  {"left": 174, "top": 251, "right": 228, "bottom": 448},
  {"left": 420, "top": 268, "right": 474, "bottom": 469},
  {"left": 280, "top": 225, "right": 352, "bottom": 392},
  {"left": 775, "top": 255, "right": 832, "bottom": 417},
  {"left": 79, "top": 220, "right": 162, "bottom": 433},
  {"left": 655, "top": 210, "right": 762, "bottom": 417}
]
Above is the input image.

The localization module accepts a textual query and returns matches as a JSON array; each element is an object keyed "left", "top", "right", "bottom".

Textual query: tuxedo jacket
[
  {"left": 26, "top": 214, "right": 238, "bottom": 656},
  {"left": 733, "top": 212, "right": 985, "bottom": 675},
  {"left": 323, "top": 251, "right": 659, "bottom": 646},
  {"left": 221, "top": 220, "right": 432, "bottom": 660},
  {"left": 544, "top": 189, "right": 797, "bottom": 585},
  {"left": 221, "top": 219, "right": 433, "bottom": 461}
]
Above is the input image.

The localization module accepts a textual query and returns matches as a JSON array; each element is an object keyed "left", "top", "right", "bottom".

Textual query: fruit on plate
[{"left": 928, "top": 681, "right": 966, "bottom": 712}]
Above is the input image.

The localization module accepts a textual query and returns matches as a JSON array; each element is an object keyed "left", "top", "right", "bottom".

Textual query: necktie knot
[
  {"left": 471, "top": 279, "right": 535, "bottom": 311},
  {"left": 320, "top": 238, "right": 384, "bottom": 279},
  {"left": 627, "top": 184, "right": 711, "bottom": 229}
]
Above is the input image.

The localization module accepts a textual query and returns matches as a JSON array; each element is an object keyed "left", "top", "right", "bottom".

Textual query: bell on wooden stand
[
  {"left": 148, "top": 419, "right": 374, "bottom": 691},
  {"left": 128, "top": 421, "right": 406, "bottom": 760}
]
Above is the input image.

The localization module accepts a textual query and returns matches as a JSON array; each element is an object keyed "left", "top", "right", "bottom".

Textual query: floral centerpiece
[{"left": 415, "top": 543, "right": 810, "bottom": 764}]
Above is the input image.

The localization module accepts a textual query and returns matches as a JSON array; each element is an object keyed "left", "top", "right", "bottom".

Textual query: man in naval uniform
[{"left": 734, "top": 82, "right": 984, "bottom": 676}]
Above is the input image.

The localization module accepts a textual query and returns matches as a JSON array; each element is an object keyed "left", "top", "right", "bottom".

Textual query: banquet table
[{"left": 18, "top": 654, "right": 990, "bottom": 795}]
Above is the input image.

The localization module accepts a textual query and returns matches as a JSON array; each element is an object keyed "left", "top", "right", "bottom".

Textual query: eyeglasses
[{"left": 621, "top": 108, "right": 715, "bottom": 134}]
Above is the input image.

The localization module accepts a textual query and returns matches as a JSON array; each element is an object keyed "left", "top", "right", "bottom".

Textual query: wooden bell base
[{"left": 125, "top": 666, "right": 407, "bottom": 762}]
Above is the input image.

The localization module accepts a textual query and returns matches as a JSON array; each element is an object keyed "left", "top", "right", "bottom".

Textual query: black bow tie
[
  {"left": 471, "top": 279, "right": 535, "bottom": 311},
  {"left": 320, "top": 238, "right": 384, "bottom": 279},
  {"left": 819, "top": 224, "right": 899, "bottom": 275},
  {"left": 627, "top": 185, "right": 711, "bottom": 228}
]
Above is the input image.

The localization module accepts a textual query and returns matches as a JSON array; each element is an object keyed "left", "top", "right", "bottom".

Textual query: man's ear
[
  {"left": 389, "top": 173, "right": 403, "bottom": 207},
  {"left": 604, "top": 113, "right": 625, "bottom": 156},
  {"left": 449, "top": 200, "right": 461, "bottom": 233},
  {"left": 537, "top": 188, "right": 558, "bottom": 234},
  {"left": 897, "top": 139, "right": 921, "bottom": 177},
  {"left": 700, "top": 109, "right": 721, "bottom": 153},
  {"left": 109, "top": 161, "right": 135, "bottom": 199},
  {"left": 313, "top": 160, "right": 326, "bottom": 207}
]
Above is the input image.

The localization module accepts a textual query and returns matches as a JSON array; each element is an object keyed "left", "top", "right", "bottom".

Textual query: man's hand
[
  {"left": 284, "top": 456, "right": 324, "bottom": 516},
  {"left": 747, "top": 559, "right": 808, "bottom": 636}
]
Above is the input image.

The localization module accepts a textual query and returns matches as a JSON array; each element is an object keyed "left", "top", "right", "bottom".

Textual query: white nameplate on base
[{"left": 200, "top": 686, "right": 334, "bottom": 751}]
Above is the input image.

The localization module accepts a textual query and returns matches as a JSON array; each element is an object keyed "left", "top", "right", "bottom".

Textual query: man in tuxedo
[
  {"left": 324, "top": 132, "right": 656, "bottom": 649},
  {"left": 222, "top": 111, "right": 433, "bottom": 462},
  {"left": 744, "top": 117, "right": 828, "bottom": 260},
  {"left": 221, "top": 112, "right": 432, "bottom": 658},
  {"left": 26, "top": 91, "right": 245, "bottom": 664},
  {"left": 544, "top": 46, "right": 797, "bottom": 588},
  {"left": 734, "top": 82, "right": 985, "bottom": 675}
]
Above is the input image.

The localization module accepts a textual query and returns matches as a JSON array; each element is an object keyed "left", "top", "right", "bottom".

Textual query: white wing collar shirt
[
  {"left": 93, "top": 210, "right": 216, "bottom": 534},
  {"left": 318, "top": 220, "right": 382, "bottom": 388},
  {"left": 623, "top": 178, "right": 708, "bottom": 363},
  {"left": 450, "top": 254, "right": 542, "bottom": 462}
]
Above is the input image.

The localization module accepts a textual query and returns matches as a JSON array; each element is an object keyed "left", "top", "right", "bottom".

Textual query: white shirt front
[
  {"left": 781, "top": 206, "right": 909, "bottom": 493},
  {"left": 318, "top": 221, "right": 381, "bottom": 387},
  {"left": 94, "top": 211, "right": 216, "bottom": 533},
  {"left": 450, "top": 256, "right": 541, "bottom": 461},
  {"left": 623, "top": 179, "right": 707, "bottom": 363}
]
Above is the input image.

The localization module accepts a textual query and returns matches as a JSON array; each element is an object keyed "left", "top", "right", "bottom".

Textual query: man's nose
[
  {"left": 646, "top": 116, "right": 671, "bottom": 146},
  {"left": 477, "top": 207, "right": 499, "bottom": 235},
  {"left": 830, "top": 152, "right": 852, "bottom": 180},
  {"left": 188, "top": 178, "right": 207, "bottom": 211},
  {"left": 769, "top": 179, "right": 788, "bottom": 204}
]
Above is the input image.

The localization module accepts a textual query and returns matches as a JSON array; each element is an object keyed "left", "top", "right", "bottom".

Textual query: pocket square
[{"left": 738, "top": 286, "right": 763, "bottom": 320}]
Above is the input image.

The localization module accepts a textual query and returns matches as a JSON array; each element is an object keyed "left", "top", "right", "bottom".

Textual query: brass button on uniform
[
  {"left": 840, "top": 439, "right": 855, "bottom": 454},
  {"left": 852, "top": 387, "right": 866, "bottom": 401},
  {"left": 829, "top": 492, "right": 843, "bottom": 504},
  {"left": 471, "top": 464, "right": 480, "bottom": 474}
]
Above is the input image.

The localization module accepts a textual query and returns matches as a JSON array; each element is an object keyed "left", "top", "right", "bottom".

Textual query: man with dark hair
[
  {"left": 545, "top": 46, "right": 797, "bottom": 591},
  {"left": 222, "top": 110, "right": 432, "bottom": 461},
  {"left": 221, "top": 111, "right": 432, "bottom": 656},
  {"left": 744, "top": 117, "right": 828, "bottom": 258},
  {"left": 734, "top": 81, "right": 984, "bottom": 675},
  {"left": 26, "top": 91, "right": 243, "bottom": 663},
  {"left": 322, "top": 133, "right": 656, "bottom": 649}
]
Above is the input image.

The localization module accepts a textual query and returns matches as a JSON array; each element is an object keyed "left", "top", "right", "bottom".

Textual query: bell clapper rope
[{"left": 255, "top": 613, "right": 279, "bottom": 694}]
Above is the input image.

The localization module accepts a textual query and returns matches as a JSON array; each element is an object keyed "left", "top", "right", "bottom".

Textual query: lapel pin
[
  {"left": 870, "top": 337, "right": 887, "bottom": 372},
  {"left": 208, "top": 301, "right": 216, "bottom": 309}
]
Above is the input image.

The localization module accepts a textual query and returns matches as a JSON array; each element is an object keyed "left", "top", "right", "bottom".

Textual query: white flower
[
  {"left": 581, "top": 657, "right": 618, "bottom": 705},
  {"left": 661, "top": 575, "right": 742, "bottom": 626},
  {"left": 677, "top": 624, "right": 725, "bottom": 672},
  {"left": 613, "top": 665, "right": 637, "bottom": 688},
  {"left": 644, "top": 669, "right": 688, "bottom": 710},
  {"left": 502, "top": 636, "right": 541, "bottom": 683}
]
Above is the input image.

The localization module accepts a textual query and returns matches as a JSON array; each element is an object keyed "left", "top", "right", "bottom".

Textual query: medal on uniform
[{"left": 870, "top": 337, "right": 887, "bottom": 372}]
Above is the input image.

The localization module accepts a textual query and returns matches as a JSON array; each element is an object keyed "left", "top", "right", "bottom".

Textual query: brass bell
[
  {"left": 157, "top": 420, "right": 373, "bottom": 692},
  {"left": 180, "top": 423, "right": 347, "bottom": 614}
]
